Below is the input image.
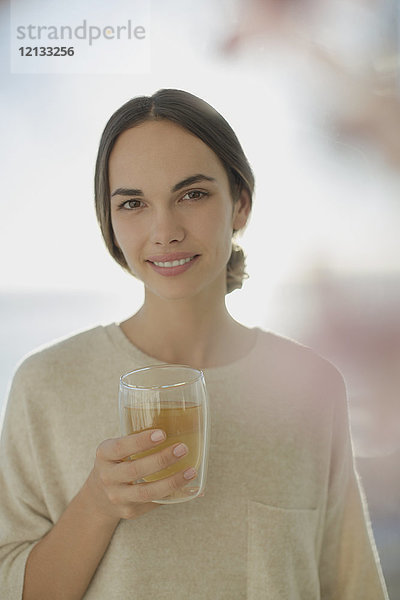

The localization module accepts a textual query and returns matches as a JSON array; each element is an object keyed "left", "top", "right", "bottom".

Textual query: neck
[{"left": 120, "top": 285, "right": 253, "bottom": 369}]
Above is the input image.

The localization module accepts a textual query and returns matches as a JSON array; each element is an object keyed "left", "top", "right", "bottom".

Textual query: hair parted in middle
[{"left": 94, "top": 88, "right": 255, "bottom": 293}]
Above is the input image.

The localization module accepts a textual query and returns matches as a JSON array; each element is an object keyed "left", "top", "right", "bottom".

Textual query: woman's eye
[
  {"left": 119, "top": 199, "right": 143, "bottom": 210},
  {"left": 181, "top": 190, "right": 207, "bottom": 202}
]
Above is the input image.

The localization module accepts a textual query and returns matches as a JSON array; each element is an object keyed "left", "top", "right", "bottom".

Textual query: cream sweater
[{"left": 0, "top": 324, "right": 389, "bottom": 599}]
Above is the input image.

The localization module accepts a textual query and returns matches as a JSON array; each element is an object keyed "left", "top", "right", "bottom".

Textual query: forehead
[{"left": 108, "top": 119, "right": 228, "bottom": 186}]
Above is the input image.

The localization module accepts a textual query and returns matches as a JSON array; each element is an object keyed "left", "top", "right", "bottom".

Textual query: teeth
[{"left": 153, "top": 256, "right": 194, "bottom": 268}]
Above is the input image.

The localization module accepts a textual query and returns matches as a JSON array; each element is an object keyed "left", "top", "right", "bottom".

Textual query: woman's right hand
[{"left": 85, "top": 430, "right": 197, "bottom": 521}]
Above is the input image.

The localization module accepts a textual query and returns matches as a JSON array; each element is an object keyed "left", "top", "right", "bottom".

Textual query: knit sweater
[{"left": 0, "top": 324, "right": 388, "bottom": 599}]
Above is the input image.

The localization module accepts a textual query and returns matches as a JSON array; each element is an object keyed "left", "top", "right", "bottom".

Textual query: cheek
[
  {"left": 112, "top": 214, "right": 138, "bottom": 244},
  {"left": 196, "top": 207, "right": 233, "bottom": 258}
]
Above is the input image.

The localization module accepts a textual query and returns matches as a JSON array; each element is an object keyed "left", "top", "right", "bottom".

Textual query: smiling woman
[
  {"left": 95, "top": 89, "right": 254, "bottom": 296},
  {"left": 0, "top": 89, "right": 389, "bottom": 600},
  {"left": 106, "top": 118, "right": 250, "bottom": 307}
]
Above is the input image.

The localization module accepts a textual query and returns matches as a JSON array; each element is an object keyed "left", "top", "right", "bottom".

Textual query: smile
[
  {"left": 147, "top": 254, "right": 199, "bottom": 277},
  {"left": 152, "top": 256, "right": 195, "bottom": 268}
]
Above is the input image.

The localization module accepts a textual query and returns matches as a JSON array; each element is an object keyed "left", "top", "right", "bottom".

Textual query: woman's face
[{"left": 109, "top": 119, "right": 249, "bottom": 301}]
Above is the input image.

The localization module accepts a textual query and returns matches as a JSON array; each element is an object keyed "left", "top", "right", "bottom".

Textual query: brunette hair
[{"left": 94, "top": 89, "right": 254, "bottom": 293}]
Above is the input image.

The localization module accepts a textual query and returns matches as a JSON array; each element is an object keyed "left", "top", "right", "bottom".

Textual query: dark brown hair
[{"left": 94, "top": 89, "right": 255, "bottom": 293}]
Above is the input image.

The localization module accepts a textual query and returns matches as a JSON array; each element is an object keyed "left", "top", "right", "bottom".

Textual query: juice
[{"left": 122, "top": 402, "right": 202, "bottom": 481}]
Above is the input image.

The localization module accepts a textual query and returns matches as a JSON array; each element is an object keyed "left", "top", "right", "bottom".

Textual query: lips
[
  {"left": 153, "top": 256, "right": 194, "bottom": 268},
  {"left": 147, "top": 252, "right": 198, "bottom": 264},
  {"left": 146, "top": 253, "right": 200, "bottom": 277}
]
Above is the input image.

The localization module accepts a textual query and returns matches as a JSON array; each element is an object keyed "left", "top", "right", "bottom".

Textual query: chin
[
  {"left": 148, "top": 284, "right": 203, "bottom": 302},
  {"left": 148, "top": 274, "right": 226, "bottom": 302}
]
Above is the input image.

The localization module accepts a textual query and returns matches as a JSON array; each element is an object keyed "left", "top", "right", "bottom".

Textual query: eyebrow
[{"left": 111, "top": 173, "right": 217, "bottom": 198}]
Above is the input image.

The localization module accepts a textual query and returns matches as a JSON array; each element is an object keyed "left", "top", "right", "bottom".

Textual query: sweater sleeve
[
  {"left": 0, "top": 362, "right": 53, "bottom": 599},
  {"left": 318, "top": 370, "right": 389, "bottom": 599}
]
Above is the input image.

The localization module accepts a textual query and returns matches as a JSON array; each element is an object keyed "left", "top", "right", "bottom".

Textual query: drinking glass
[{"left": 119, "top": 364, "right": 210, "bottom": 504}]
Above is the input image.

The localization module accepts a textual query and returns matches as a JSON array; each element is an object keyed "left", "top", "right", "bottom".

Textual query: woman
[{"left": 0, "top": 89, "right": 388, "bottom": 599}]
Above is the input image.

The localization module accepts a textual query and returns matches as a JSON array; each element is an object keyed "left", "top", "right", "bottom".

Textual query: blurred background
[{"left": 1, "top": 0, "right": 399, "bottom": 595}]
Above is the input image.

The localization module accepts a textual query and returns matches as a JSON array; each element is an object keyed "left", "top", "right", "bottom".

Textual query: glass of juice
[{"left": 119, "top": 364, "right": 210, "bottom": 504}]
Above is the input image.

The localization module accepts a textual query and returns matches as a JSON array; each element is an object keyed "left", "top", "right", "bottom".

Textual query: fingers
[
  {"left": 93, "top": 430, "right": 198, "bottom": 517},
  {"left": 97, "top": 429, "right": 166, "bottom": 462},
  {"left": 119, "top": 465, "right": 197, "bottom": 505},
  {"left": 111, "top": 442, "right": 190, "bottom": 484}
]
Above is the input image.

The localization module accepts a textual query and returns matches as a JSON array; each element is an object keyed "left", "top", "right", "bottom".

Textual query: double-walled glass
[{"left": 119, "top": 364, "right": 210, "bottom": 504}]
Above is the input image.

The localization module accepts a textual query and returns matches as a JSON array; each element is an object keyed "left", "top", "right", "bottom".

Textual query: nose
[{"left": 150, "top": 206, "right": 185, "bottom": 246}]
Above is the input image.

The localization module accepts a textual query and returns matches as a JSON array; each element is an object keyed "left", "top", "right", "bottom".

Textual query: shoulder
[
  {"left": 254, "top": 328, "right": 346, "bottom": 400},
  {"left": 11, "top": 325, "right": 113, "bottom": 388}
]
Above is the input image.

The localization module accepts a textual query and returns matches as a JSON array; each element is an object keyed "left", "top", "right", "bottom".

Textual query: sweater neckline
[{"left": 104, "top": 322, "right": 263, "bottom": 377}]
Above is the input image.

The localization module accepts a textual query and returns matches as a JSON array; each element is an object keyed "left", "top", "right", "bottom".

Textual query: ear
[{"left": 232, "top": 189, "right": 251, "bottom": 231}]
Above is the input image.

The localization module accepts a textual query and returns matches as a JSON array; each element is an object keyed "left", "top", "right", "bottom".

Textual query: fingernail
[
  {"left": 183, "top": 467, "right": 196, "bottom": 480},
  {"left": 173, "top": 443, "right": 188, "bottom": 458},
  {"left": 151, "top": 430, "right": 165, "bottom": 442}
]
